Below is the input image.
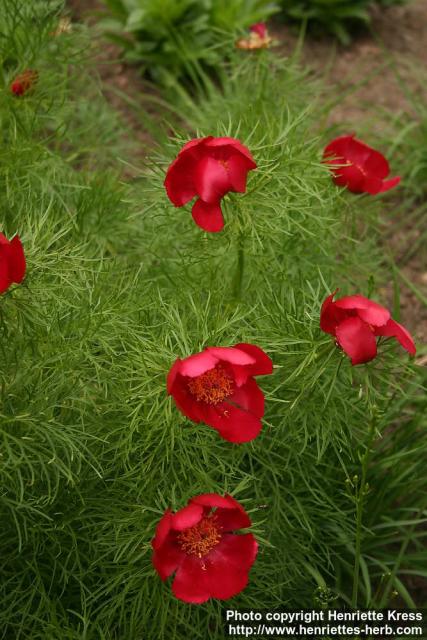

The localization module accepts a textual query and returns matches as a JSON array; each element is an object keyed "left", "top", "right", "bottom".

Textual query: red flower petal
[
  {"left": 173, "top": 534, "right": 256, "bottom": 602},
  {"left": 166, "top": 358, "right": 182, "bottom": 394},
  {"left": 164, "top": 155, "right": 197, "bottom": 207},
  {"left": 335, "top": 295, "right": 390, "bottom": 326},
  {"left": 233, "top": 343, "right": 273, "bottom": 376},
  {"left": 327, "top": 136, "right": 371, "bottom": 167},
  {"left": 11, "top": 81, "right": 24, "bottom": 96},
  {"left": 191, "top": 493, "right": 237, "bottom": 510},
  {"left": 179, "top": 137, "right": 211, "bottom": 155},
  {"left": 206, "top": 346, "right": 255, "bottom": 366},
  {"left": 203, "top": 534, "right": 258, "bottom": 599},
  {"left": 375, "top": 318, "right": 416, "bottom": 356},
  {"left": 172, "top": 555, "right": 211, "bottom": 604},
  {"left": 335, "top": 316, "right": 378, "bottom": 365},
  {"left": 216, "top": 501, "right": 252, "bottom": 532},
  {"left": 9, "top": 236, "right": 26, "bottom": 283},
  {"left": 192, "top": 493, "right": 250, "bottom": 524},
  {"left": 172, "top": 503, "right": 204, "bottom": 531},
  {"left": 164, "top": 139, "right": 211, "bottom": 206},
  {"left": 188, "top": 402, "right": 225, "bottom": 430},
  {"left": 210, "top": 402, "right": 263, "bottom": 443},
  {"left": 333, "top": 163, "right": 365, "bottom": 192},
  {"left": 250, "top": 23, "right": 267, "bottom": 38},
  {"left": 178, "top": 351, "right": 218, "bottom": 377},
  {"left": 152, "top": 539, "right": 184, "bottom": 580},
  {"left": 194, "top": 156, "right": 231, "bottom": 203},
  {"left": 0, "top": 251, "right": 11, "bottom": 293},
  {"left": 324, "top": 134, "right": 353, "bottom": 158},
  {"left": 152, "top": 509, "right": 173, "bottom": 550},
  {"left": 167, "top": 359, "right": 210, "bottom": 422},
  {"left": 378, "top": 176, "right": 401, "bottom": 193},
  {"left": 319, "top": 291, "right": 348, "bottom": 334},
  {"left": 204, "top": 560, "right": 249, "bottom": 600},
  {"left": 204, "top": 138, "right": 257, "bottom": 167},
  {"left": 211, "top": 532, "right": 258, "bottom": 571},
  {"left": 168, "top": 381, "right": 206, "bottom": 423},
  {"left": 229, "top": 378, "right": 265, "bottom": 419},
  {"left": 364, "top": 147, "right": 390, "bottom": 179},
  {"left": 191, "top": 199, "right": 224, "bottom": 232},
  {"left": 226, "top": 153, "right": 252, "bottom": 192},
  {"left": 191, "top": 493, "right": 252, "bottom": 530},
  {"left": 362, "top": 175, "right": 389, "bottom": 195}
]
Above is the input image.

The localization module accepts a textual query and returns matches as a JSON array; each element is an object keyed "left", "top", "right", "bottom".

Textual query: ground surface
[{"left": 69, "top": 0, "right": 427, "bottom": 346}]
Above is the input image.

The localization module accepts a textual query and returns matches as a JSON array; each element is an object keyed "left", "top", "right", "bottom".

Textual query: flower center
[
  {"left": 187, "top": 365, "right": 234, "bottom": 405},
  {"left": 177, "top": 514, "right": 221, "bottom": 558}
]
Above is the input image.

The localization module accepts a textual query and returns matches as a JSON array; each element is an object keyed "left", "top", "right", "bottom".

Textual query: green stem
[
  {"left": 351, "top": 414, "right": 377, "bottom": 608},
  {"left": 233, "top": 241, "right": 244, "bottom": 300}
]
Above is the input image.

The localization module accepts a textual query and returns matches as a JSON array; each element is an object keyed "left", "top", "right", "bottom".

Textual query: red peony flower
[
  {"left": 320, "top": 291, "right": 416, "bottom": 365},
  {"left": 10, "top": 69, "right": 39, "bottom": 97},
  {"left": 250, "top": 23, "right": 267, "bottom": 38},
  {"left": 164, "top": 137, "right": 257, "bottom": 233},
  {"left": 323, "top": 135, "right": 400, "bottom": 195},
  {"left": 167, "top": 343, "right": 273, "bottom": 443},
  {"left": 0, "top": 233, "right": 26, "bottom": 294},
  {"left": 236, "top": 23, "right": 272, "bottom": 50},
  {"left": 152, "top": 493, "right": 258, "bottom": 604}
]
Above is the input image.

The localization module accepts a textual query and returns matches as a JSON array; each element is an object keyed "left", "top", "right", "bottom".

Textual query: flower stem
[
  {"left": 232, "top": 202, "right": 246, "bottom": 300},
  {"left": 351, "top": 413, "right": 377, "bottom": 608},
  {"left": 233, "top": 240, "right": 245, "bottom": 300}
]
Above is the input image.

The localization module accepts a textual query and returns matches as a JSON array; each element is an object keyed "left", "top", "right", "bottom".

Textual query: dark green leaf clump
[
  {"left": 279, "top": 0, "right": 413, "bottom": 44},
  {"left": 99, "top": 0, "right": 279, "bottom": 86}
]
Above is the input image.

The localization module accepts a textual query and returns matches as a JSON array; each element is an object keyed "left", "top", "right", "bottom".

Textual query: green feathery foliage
[{"left": 0, "top": 1, "right": 425, "bottom": 638}]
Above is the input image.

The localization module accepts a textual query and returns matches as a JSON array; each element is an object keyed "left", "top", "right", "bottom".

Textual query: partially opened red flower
[
  {"left": 167, "top": 343, "right": 273, "bottom": 443},
  {"left": 152, "top": 493, "right": 258, "bottom": 604},
  {"left": 250, "top": 23, "right": 267, "bottom": 38},
  {"left": 323, "top": 135, "right": 400, "bottom": 195},
  {"left": 320, "top": 291, "right": 416, "bottom": 365},
  {"left": 10, "top": 70, "right": 39, "bottom": 97},
  {"left": 0, "top": 233, "right": 26, "bottom": 294},
  {"left": 236, "top": 23, "right": 272, "bottom": 50},
  {"left": 164, "top": 137, "right": 257, "bottom": 232}
]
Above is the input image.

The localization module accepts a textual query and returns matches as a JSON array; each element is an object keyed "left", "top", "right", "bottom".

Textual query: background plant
[
  {"left": 278, "top": 0, "right": 412, "bottom": 44},
  {"left": 99, "top": 0, "right": 279, "bottom": 86},
  {"left": 0, "top": 1, "right": 425, "bottom": 638}
]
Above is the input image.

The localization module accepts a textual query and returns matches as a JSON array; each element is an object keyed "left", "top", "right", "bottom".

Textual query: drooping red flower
[
  {"left": 152, "top": 493, "right": 258, "bottom": 604},
  {"left": 0, "top": 233, "right": 26, "bottom": 294},
  {"left": 236, "top": 23, "right": 272, "bottom": 50},
  {"left": 250, "top": 23, "right": 267, "bottom": 38},
  {"left": 164, "top": 137, "right": 257, "bottom": 233},
  {"left": 167, "top": 343, "right": 273, "bottom": 443},
  {"left": 320, "top": 291, "right": 416, "bottom": 365},
  {"left": 10, "top": 69, "right": 39, "bottom": 97},
  {"left": 323, "top": 135, "right": 400, "bottom": 195}
]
